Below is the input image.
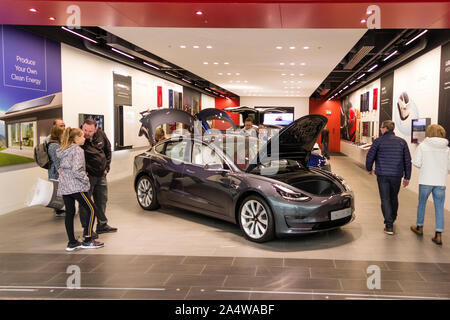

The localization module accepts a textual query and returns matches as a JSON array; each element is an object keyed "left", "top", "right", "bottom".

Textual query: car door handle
[{"left": 186, "top": 169, "right": 195, "bottom": 174}]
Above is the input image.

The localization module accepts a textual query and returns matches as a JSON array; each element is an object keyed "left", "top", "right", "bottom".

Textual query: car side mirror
[{"left": 204, "top": 163, "right": 228, "bottom": 173}]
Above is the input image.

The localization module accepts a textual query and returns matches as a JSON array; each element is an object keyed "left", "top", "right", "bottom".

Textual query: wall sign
[
  {"left": 379, "top": 73, "right": 394, "bottom": 130},
  {"left": 157, "top": 86, "right": 162, "bottom": 107},
  {"left": 438, "top": 42, "right": 450, "bottom": 141},
  {"left": 2, "top": 26, "right": 47, "bottom": 91}
]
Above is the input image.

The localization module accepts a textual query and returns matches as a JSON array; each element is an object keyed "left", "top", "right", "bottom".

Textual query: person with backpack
[
  {"left": 47, "top": 125, "right": 65, "bottom": 216},
  {"left": 57, "top": 127, "right": 104, "bottom": 252}
]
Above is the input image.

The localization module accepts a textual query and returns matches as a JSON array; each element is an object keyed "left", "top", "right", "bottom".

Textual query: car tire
[
  {"left": 136, "top": 175, "right": 160, "bottom": 210},
  {"left": 238, "top": 195, "right": 274, "bottom": 243}
]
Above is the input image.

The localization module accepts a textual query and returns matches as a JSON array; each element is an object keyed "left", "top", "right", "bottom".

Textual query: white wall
[
  {"left": 201, "top": 94, "right": 215, "bottom": 109},
  {"left": 61, "top": 44, "right": 183, "bottom": 149},
  {"left": 239, "top": 96, "right": 309, "bottom": 121}
]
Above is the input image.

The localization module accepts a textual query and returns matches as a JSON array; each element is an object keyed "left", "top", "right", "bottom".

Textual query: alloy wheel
[
  {"left": 137, "top": 177, "right": 153, "bottom": 208},
  {"left": 240, "top": 199, "right": 269, "bottom": 239}
]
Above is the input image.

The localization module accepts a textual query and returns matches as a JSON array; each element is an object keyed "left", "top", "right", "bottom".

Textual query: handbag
[{"left": 26, "top": 178, "right": 65, "bottom": 210}]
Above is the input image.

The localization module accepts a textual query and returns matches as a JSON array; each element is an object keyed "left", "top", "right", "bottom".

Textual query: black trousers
[
  {"left": 376, "top": 176, "right": 402, "bottom": 228},
  {"left": 79, "top": 175, "right": 108, "bottom": 228},
  {"left": 62, "top": 192, "right": 96, "bottom": 244}
]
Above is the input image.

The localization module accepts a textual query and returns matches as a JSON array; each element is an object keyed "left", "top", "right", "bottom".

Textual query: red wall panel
[
  {"left": 215, "top": 97, "right": 240, "bottom": 126},
  {"left": 309, "top": 98, "right": 341, "bottom": 153}
]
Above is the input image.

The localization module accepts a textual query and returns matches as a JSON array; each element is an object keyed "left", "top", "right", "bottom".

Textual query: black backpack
[{"left": 34, "top": 141, "right": 50, "bottom": 169}]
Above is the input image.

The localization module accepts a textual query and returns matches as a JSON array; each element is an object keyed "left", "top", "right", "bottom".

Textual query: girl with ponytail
[{"left": 56, "top": 127, "right": 104, "bottom": 251}]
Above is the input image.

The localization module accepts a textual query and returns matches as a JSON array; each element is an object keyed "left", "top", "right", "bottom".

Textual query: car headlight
[
  {"left": 342, "top": 180, "right": 352, "bottom": 192},
  {"left": 273, "top": 184, "right": 312, "bottom": 202}
]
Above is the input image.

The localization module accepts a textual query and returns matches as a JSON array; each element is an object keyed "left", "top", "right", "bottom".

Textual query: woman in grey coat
[{"left": 57, "top": 127, "right": 104, "bottom": 252}]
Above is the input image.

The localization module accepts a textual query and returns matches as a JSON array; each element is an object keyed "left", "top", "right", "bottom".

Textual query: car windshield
[{"left": 207, "top": 135, "right": 302, "bottom": 172}]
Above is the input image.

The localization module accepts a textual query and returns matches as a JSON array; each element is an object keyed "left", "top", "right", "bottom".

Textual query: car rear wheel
[
  {"left": 136, "top": 175, "right": 159, "bottom": 210},
  {"left": 238, "top": 195, "right": 274, "bottom": 243}
]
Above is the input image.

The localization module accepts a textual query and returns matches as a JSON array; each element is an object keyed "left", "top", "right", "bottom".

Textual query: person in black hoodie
[{"left": 79, "top": 119, "right": 118, "bottom": 234}]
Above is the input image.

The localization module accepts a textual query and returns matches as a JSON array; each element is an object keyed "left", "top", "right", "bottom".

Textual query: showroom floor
[{"left": 0, "top": 154, "right": 449, "bottom": 299}]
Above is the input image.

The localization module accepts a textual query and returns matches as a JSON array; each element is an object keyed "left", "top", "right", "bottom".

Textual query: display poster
[
  {"left": 157, "top": 86, "right": 162, "bottom": 107},
  {"left": 392, "top": 46, "right": 440, "bottom": 139},
  {"left": 373, "top": 88, "right": 378, "bottom": 110},
  {"left": 438, "top": 42, "right": 450, "bottom": 142},
  {"left": 0, "top": 25, "right": 62, "bottom": 167},
  {"left": 340, "top": 95, "right": 357, "bottom": 141},
  {"left": 182, "top": 86, "right": 201, "bottom": 115},
  {"left": 379, "top": 72, "right": 394, "bottom": 131},
  {"left": 168, "top": 89, "right": 173, "bottom": 108}
]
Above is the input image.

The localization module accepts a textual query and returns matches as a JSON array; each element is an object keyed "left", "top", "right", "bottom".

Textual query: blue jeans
[
  {"left": 417, "top": 185, "right": 446, "bottom": 232},
  {"left": 377, "top": 176, "right": 402, "bottom": 228}
]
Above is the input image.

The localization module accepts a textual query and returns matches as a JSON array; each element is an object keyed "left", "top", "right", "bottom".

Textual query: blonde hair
[
  {"left": 426, "top": 124, "right": 446, "bottom": 138},
  {"left": 50, "top": 126, "right": 64, "bottom": 143},
  {"left": 60, "top": 127, "right": 83, "bottom": 150}
]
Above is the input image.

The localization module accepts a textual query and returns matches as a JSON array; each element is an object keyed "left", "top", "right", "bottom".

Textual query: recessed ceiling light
[
  {"left": 300, "top": 62, "right": 306, "bottom": 66},
  {"left": 290, "top": 73, "right": 294, "bottom": 76},
  {"left": 303, "top": 46, "right": 310, "bottom": 50},
  {"left": 29, "top": 8, "right": 38, "bottom": 13},
  {"left": 227, "top": 73, "right": 231, "bottom": 75},
  {"left": 213, "top": 62, "right": 219, "bottom": 65},
  {"left": 283, "top": 81, "right": 287, "bottom": 83},
  {"left": 224, "top": 62, "right": 229, "bottom": 65},
  {"left": 360, "top": 19, "right": 367, "bottom": 23},
  {"left": 290, "top": 63, "right": 295, "bottom": 66},
  {"left": 297, "top": 87, "right": 301, "bottom": 89},
  {"left": 193, "top": 45, "right": 199, "bottom": 49},
  {"left": 289, "top": 46, "right": 296, "bottom": 50},
  {"left": 299, "top": 73, "right": 304, "bottom": 76},
  {"left": 236, "top": 80, "right": 240, "bottom": 83},
  {"left": 236, "top": 73, "right": 240, "bottom": 75},
  {"left": 276, "top": 46, "right": 283, "bottom": 50},
  {"left": 366, "top": 9, "right": 373, "bottom": 14},
  {"left": 244, "top": 80, "right": 248, "bottom": 83},
  {"left": 218, "top": 73, "right": 223, "bottom": 75},
  {"left": 180, "top": 45, "right": 186, "bottom": 48},
  {"left": 281, "top": 73, "right": 286, "bottom": 76},
  {"left": 195, "top": 11, "right": 203, "bottom": 15},
  {"left": 297, "top": 81, "right": 302, "bottom": 83},
  {"left": 48, "top": 17, "right": 56, "bottom": 21},
  {"left": 203, "top": 62, "right": 208, "bottom": 65},
  {"left": 290, "top": 81, "right": 294, "bottom": 83},
  {"left": 206, "top": 45, "right": 212, "bottom": 49},
  {"left": 280, "top": 62, "right": 285, "bottom": 66}
]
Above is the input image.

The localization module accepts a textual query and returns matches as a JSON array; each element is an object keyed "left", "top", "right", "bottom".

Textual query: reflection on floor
[
  {"left": 0, "top": 154, "right": 449, "bottom": 299},
  {"left": 0, "top": 252, "right": 449, "bottom": 300}
]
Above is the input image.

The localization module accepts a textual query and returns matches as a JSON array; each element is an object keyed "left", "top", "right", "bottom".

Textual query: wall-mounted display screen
[
  {"left": 411, "top": 118, "right": 430, "bottom": 144},
  {"left": 362, "top": 121, "right": 370, "bottom": 137},
  {"left": 263, "top": 113, "right": 294, "bottom": 126}
]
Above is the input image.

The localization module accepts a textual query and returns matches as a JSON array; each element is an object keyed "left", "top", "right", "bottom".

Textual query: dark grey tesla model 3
[{"left": 134, "top": 108, "right": 354, "bottom": 242}]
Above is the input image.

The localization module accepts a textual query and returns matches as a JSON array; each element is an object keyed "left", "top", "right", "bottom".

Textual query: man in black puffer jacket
[
  {"left": 366, "top": 120, "right": 411, "bottom": 236},
  {"left": 80, "top": 119, "right": 117, "bottom": 235}
]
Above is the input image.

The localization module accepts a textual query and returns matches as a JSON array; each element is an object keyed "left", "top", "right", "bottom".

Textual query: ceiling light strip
[
  {"left": 111, "top": 47, "right": 135, "bottom": 59},
  {"left": 61, "top": 26, "right": 98, "bottom": 44},
  {"left": 143, "top": 61, "right": 160, "bottom": 70},
  {"left": 165, "top": 71, "right": 178, "bottom": 78},
  {"left": 181, "top": 78, "right": 192, "bottom": 84},
  {"left": 383, "top": 50, "right": 398, "bottom": 62},
  {"left": 405, "top": 30, "right": 428, "bottom": 46},
  {"left": 368, "top": 64, "right": 378, "bottom": 72},
  {"left": 357, "top": 73, "right": 366, "bottom": 80}
]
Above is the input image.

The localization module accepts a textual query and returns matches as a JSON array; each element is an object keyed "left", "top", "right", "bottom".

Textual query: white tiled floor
[{"left": 0, "top": 154, "right": 448, "bottom": 263}]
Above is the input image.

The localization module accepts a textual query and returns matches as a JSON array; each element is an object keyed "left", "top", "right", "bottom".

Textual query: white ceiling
[{"left": 103, "top": 27, "right": 366, "bottom": 98}]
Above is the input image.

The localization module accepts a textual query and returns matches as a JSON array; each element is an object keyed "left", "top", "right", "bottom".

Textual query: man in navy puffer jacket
[{"left": 366, "top": 120, "right": 412, "bottom": 235}]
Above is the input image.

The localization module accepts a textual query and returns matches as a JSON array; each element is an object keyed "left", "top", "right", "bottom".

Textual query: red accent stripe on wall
[
  {"left": 309, "top": 98, "right": 341, "bottom": 153},
  {"left": 157, "top": 86, "right": 162, "bottom": 107}
]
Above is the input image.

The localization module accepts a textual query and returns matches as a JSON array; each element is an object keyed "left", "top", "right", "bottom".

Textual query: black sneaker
[
  {"left": 384, "top": 227, "right": 394, "bottom": 235},
  {"left": 55, "top": 209, "right": 65, "bottom": 217},
  {"left": 96, "top": 224, "right": 118, "bottom": 234},
  {"left": 81, "top": 240, "right": 104, "bottom": 249},
  {"left": 66, "top": 241, "right": 82, "bottom": 252}
]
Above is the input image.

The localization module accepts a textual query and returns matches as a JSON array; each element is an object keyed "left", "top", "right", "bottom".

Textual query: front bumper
[{"left": 268, "top": 192, "right": 355, "bottom": 236}]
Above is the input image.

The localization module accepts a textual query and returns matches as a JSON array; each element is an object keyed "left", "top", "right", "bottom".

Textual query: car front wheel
[
  {"left": 136, "top": 175, "right": 159, "bottom": 210},
  {"left": 238, "top": 195, "right": 274, "bottom": 243}
]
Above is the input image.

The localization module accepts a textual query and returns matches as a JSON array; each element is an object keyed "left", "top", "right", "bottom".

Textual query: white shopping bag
[{"left": 26, "top": 178, "right": 65, "bottom": 210}]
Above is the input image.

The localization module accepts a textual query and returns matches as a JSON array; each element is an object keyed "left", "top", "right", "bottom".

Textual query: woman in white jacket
[{"left": 410, "top": 124, "right": 450, "bottom": 245}]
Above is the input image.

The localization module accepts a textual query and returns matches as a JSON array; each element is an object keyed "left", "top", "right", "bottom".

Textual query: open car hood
[
  {"left": 195, "top": 108, "right": 237, "bottom": 131},
  {"left": 246, "top": 114, "right": 327, "bottom": 172},
  {"left": 139, "top": 108, "right": 196, "bottom": 144}
]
